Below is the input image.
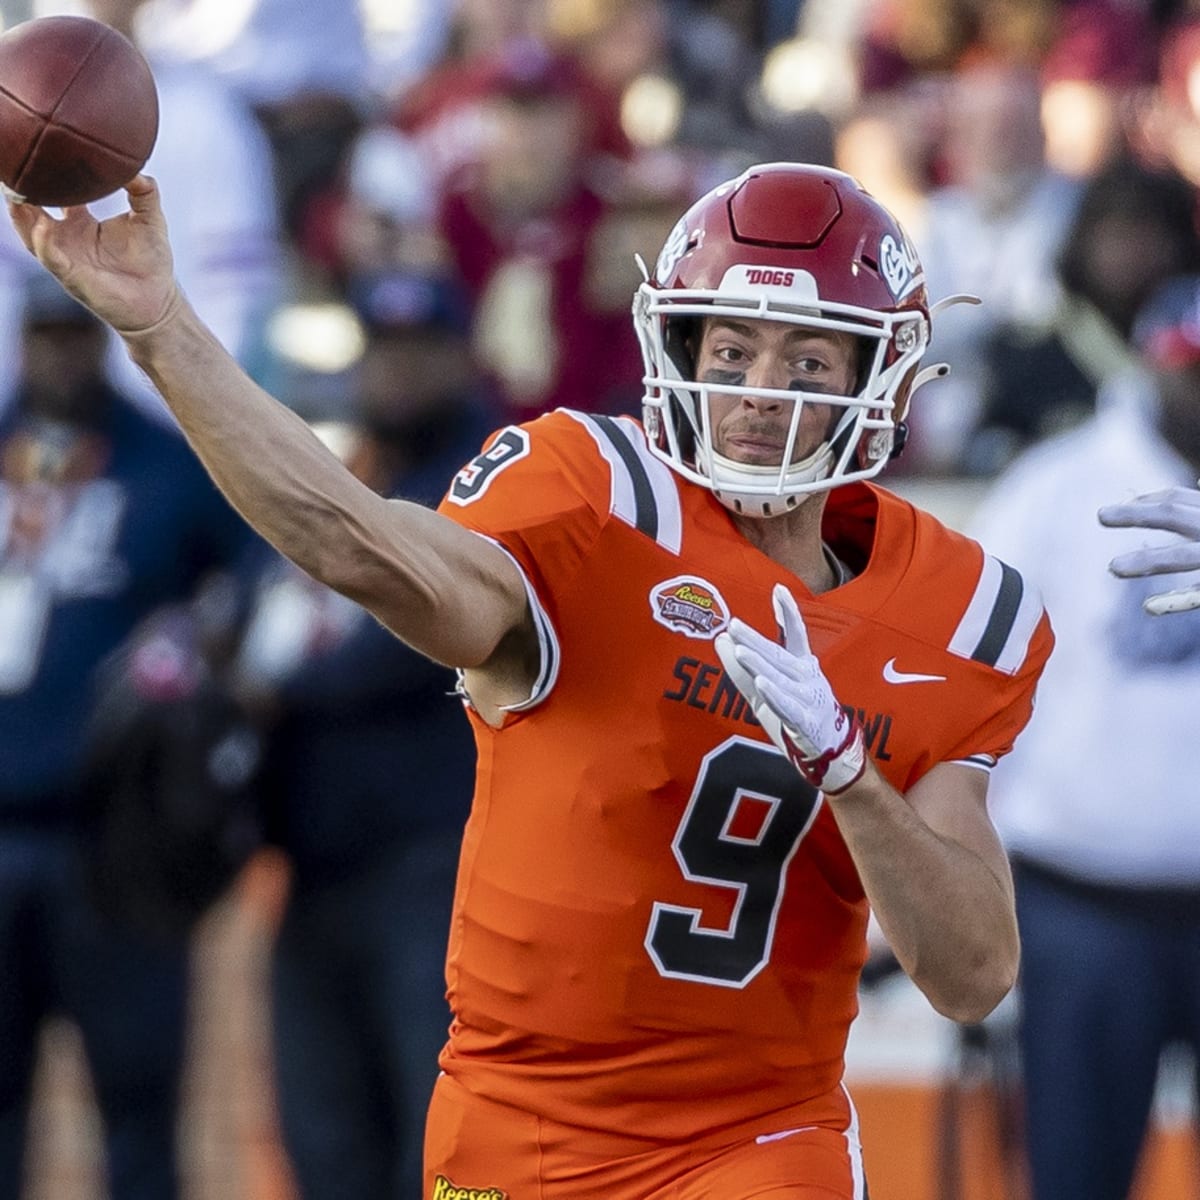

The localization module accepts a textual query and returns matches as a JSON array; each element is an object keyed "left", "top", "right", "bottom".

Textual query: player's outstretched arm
[
  {"left": 1099, "top": 484, "right": 1200, "bottom": 614},
  {"left": 717, "top": 586, "right": 1019, "bottom": 1023},
  {"left": 7, "top": 178, "right": 531, "bottom": 674}
]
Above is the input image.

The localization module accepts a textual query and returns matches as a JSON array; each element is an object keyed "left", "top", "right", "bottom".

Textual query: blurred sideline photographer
[
  {"left": 971, "top": 274, "right": 1200, "bottom": 1200},
  {"left": 235, "top": 272, "right": 485, "bottom": 1199},
  {"left": 0, "top": 270, "right": 255, "bottom": 1200}
]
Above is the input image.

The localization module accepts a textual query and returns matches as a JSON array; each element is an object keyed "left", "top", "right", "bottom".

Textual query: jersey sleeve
[
  {"left": 437, "top": 410, "right": 612, "bottom": 589},
  {"left": 890, "top": 505, "right": 1056, "bottom": 780},
  {"left": 940, "top": 554, "right": 1055, "bottom": 770},
  {"left": 950, "top": 616, "right": 1053, "bottom": 770},
  {"left": 435, "top": 411, "right": 613, "bottom": 708}
]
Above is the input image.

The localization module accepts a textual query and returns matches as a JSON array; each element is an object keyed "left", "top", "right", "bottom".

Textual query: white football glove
[
  {"left": 1099, "top": 484, "right": 1200, "bottom": 615},
  {"left": 715, "top": 584, "right": 866, "bottom": 794}
]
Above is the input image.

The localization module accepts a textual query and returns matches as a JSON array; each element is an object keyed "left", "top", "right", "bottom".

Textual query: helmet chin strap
[
  {"left": 703, "top": 441, "right": 835, "bottom": 518},
  {"left": 712, "top": 484, "right": 817, "bottom": 518}
]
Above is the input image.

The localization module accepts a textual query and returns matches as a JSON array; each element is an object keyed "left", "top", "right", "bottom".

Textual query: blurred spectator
[
  {"left": 671, "top": 1, "right": 842, "bottom": 171},
  {"left": 913, "top": 60, "right": 1083, "bottom": 472},
  {"left": 0, "top": 271, "right": 254, "bottom": 1200},
  {"left": 298, "top": 124, "right": 448, "bottom": 289},
  {"left": 834, "top": 89, "right": 937, "bottom": 248},
  {"left": 857, "top": 0, "right": 972, "bottom": 91},
  {"left": 658, "top": 0, "right": 764, "bottom": 162},
  {"left": 968, "top": 273, "right": 1200, "bottom": 1200},
  {"left": 140, "top": 0, "right": 370, "bottom": 241},
  {"left": 435, "top": 44, "right": 645, "bottom": 419},
  {"left": 973, "top": 156, "right": 1200, "bottom": 474},
  {"left": 397, "top": 32, "right": 631, "bottom": 190},
  {"left": 858, "top": 0, "right": 1060, "bottom": 93},
  {"left": 558, "top": 0, "right": 667, "bottom": 102},
  {"left": 234, "top": 272, "right": 486, "bottom": 1200},
  {"left": 1038, "top": 0, "right": 1157, "bottom": 178},
  {"left": 80, "top": 603, "right": 262, "bottom": 945},
  {"left": 1136, "top": 13, "right": 1200, "bottom": 188},
  {"left": 395, "top": 4, "right": 568, "bottom": 186},
  {"left": 581, "top": 160, "right": 701, "bottom": 319},
  {"left": 0, "top": 0, "right": 283, "bottom": 418},
  {"left": 761, "top": 0, "right": 804, "bottom": 49},
  {"left": 142, "top": 0, "right": 368, "bottom": 106},
  {"left": 361, "top": 0, "right": 458, "bottom": 104},
  {"left": 450, "top": 0, "right": 549, "bottom": 59}
]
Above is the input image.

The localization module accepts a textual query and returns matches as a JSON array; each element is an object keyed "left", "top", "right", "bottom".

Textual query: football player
[{"left": 10, "top": 163, "right": 1052, "bottom": 1200}]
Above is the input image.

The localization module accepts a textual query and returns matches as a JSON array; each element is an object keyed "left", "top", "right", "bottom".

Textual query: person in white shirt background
[
  {"left": 907, "top": 60, "right": 1083, "bottom": 474},
  {"left": 968, "top": 272, "right": 1200, "bottom": 1200}
]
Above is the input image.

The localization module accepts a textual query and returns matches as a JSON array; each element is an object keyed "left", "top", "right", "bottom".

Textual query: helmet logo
[
  {"left": 718, "top": 265, "right": 819, "bottom": 302},
  {"left": 745, "top": 268, "right": 794, "bottom": 286},
  {"left": 655, "top": 217, "right": 690, "bottom": 284},
  {"left": 879, "top": 234, "right": 922, "bottom": 300}
]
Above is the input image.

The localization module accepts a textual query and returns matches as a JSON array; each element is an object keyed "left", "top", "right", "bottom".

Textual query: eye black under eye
[{"left": 702, "top": 368, "right": 745, "bottom": 386}]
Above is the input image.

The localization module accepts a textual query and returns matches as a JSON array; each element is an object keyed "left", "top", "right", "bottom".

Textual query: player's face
[{"left": 694, "top": 317, "right": 859, "bottom": 467}]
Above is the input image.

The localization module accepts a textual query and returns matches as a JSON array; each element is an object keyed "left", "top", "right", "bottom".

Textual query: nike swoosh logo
[
  {"left": 756, "top": 1125, "right": 818, "bottom": 1144},
  {"left": 882, "top": 657, "right": 946, "bottom": 684}
]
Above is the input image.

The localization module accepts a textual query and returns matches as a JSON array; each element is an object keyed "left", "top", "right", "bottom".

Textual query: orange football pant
[{"left": 424, "top": 1070, "right": 868, "bottom": 1199}]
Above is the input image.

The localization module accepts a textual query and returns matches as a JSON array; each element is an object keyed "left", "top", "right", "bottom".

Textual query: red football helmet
[{"left": 634, "top": 162, "right": 938, "bottom": 516}]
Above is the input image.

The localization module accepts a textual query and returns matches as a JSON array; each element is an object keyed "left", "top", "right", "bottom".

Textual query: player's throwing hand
[
  {"left": 1099, "top": 483, "right": 1200, "bottom": 614},
  {"left": 7, "top": 174, "right": 180, "bottom": 338},
  {"left": 716, "top": 584, "right": 866, "bottom": 793}
]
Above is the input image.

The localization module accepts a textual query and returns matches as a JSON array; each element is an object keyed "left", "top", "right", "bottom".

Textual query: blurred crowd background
[
  {"left": 10, "top": 0, "right": 1200, "bottom": 473},
  {"left": 2, "top": 0, "right": 1200, "bottom": 1198}
]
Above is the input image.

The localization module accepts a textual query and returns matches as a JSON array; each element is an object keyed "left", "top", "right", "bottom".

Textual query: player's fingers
[
  {"left": 5, "top": 198, "right": 39, "bottom": 251},
  {"left": 125, "top": 174, "right": 161, "bottom": 216},
  {"left": 1144, "top": 586, "right": 1200, "bottom": 615},
  {"left": 726, "top": 616, "right": 774, "bottom": 656},
  {"left": 755, "top": 674, "right": 822, "bottom": 747},
  {"left": 5, "top": 202, "right": 71, "bottom": 272},
  {"left": 727, "top": 618, "right": 809, "bottom": 683},
  {"left": 771, "top": 584, "right": 812, "bottom": 655},
  {"left": 715, "top": 632, "right": 752, "bottom": 692},
  {"left": 57, "top": 204, "right": 95, "bottom": 231},
  {"left": 752, "top": 675, "right": 792, "bottom": 730},
  {"left": 1108, "top": 543, "right": 1200, "bottom": 577},
  {"left": 727, "top": 641, "right": 779, "bottom": 686},
  {"left": 1109, "top": 485, "right": 1200, "bottom": 510},
  {"left": 1099, "top": 493, "right": 1200, "bottom": 532}
]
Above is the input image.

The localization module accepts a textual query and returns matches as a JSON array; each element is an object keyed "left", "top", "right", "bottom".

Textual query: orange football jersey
[{"left": 436, "top": 410, "right": 1052, "bottom": 1141}]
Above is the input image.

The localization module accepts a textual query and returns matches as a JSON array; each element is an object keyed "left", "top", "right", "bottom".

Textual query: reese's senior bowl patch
[
  {"left": 431, "top": 1175, "right": 508, "bottom": 1200},
  {"left": 650, "top": 576, "right": 730, "bottom": 639}
]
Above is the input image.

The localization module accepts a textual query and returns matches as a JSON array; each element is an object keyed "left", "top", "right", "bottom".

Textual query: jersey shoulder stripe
[
  {"left": 565, "top": 411, "right": 683, "bottom": 555},
  {"left": 947, "top": 552, "right": 1045, "bottom": 675}
]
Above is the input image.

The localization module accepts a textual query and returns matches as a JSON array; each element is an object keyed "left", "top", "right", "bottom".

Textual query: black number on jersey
[
  {"left": 447, "top": 427, "right": 530, "bottom": 506},
  {"left": 645, "top": 736, "right": 822, "bottom": 987}
]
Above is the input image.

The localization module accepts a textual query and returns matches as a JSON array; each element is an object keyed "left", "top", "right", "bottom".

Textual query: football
[{"left": 0, "top": 15, "right": 158, "bottom": 207}]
